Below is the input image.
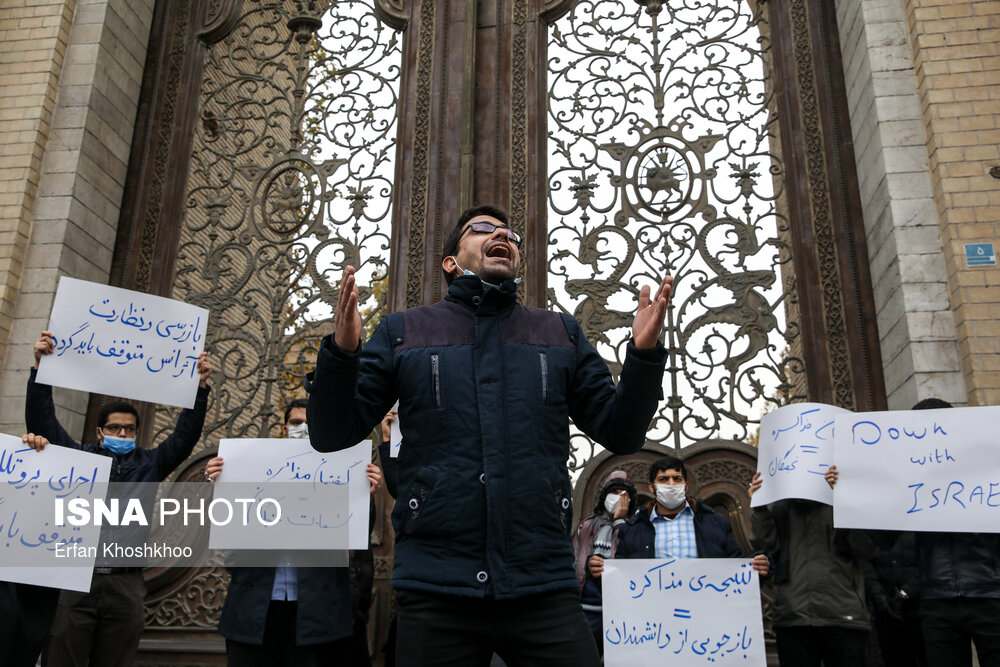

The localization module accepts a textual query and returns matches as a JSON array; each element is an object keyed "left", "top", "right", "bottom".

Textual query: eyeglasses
[
  {"left": 102, "top": 423, "right": 137, "bottom": 436},
  {"left": 461, "top": 221, "right": 522, "bottom": 248}
]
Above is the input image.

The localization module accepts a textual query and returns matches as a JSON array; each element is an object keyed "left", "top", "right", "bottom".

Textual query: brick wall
[
  {"left": 905, "top": 0, "right": 1000, "bottom": 406},
  {"left": 835, "top": 0, "right": 967, "bottom": 409}
]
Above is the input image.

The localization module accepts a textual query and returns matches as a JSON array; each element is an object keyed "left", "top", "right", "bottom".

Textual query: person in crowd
[
  {"left": 748, "top": 464, "right": 878, "bottom": 666},
  {"left": 828, "top": 397, "right": 1000, "bottom": 667},
  {"left": 208, "top": 399, "right": 383, "bottom": 667},
  {"left": 572, "top": 469, "right": 637, "bottom": 653},
  {"left": 861, "top": 531, "right": 927, "bottom": 667},
  {"left": 26, "top": 330, "right": 212, "bottom": 667},
  {"left": 587, "top": 457, "right": 770, "bottom": 650},
  {"left": 307, "top": 204, "right": 672, "bottom": 666},
  {"left": 0, "top": 434, "right": 61, "bottom": 667}
]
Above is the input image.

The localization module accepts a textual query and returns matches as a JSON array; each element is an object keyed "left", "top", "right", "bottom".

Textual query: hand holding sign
[
  {"left": 833, "top": 406, "right": 1000, "bottom": 533},
  {"left": 35, "top": 278, "right": 210, "bottom": 409},
  {"left": 751, "top": 403, "right": 848, "bottom": 507}
]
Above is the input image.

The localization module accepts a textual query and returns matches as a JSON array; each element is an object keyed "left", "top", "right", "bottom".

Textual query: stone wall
[
  {"left": 0, "top": 0, "right": 74, "bottom": 374},
  {"left": 836, "top": 0, "right": 970, "bottom": 408},
  {"left": 905, "top": 0, "right": 1000, "bottom": 407},
  {"left": 0, "top": 0, "right": 154, "bottom": 436}
]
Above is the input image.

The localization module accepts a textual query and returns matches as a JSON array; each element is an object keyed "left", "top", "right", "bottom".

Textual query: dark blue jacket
[
  {"left": 616, "top": 501, "right": 744, "bottom": 560},
  {"left": 307, "top": 276, "right": 667, "bottom": 599},
  {"left": 25, "top": 368, "right": 209, "bottom": 483},
  {"left": 218, "top": 567, "right": 352, "bottom": 646}
]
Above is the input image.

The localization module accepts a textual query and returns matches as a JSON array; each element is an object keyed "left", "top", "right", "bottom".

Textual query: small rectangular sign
[
  {"left": 751, "top": 403, "right": 847, "bottom": 507},
  {"left": 965, "top": 243, "right": 996, "bottom": 267},
  {"left": 36, "top": 277, "right": 209, "bottom": 409},
  {"left": 833, "top": 405, "right": 1000, "bottom": 533},
  {"left": 0, "top": 436, "right": 112, "bottom": 592},
  {"left": 602, "top": 558, "right": 766, "bottom": 666},
  {"left": 210, "top": 439, "right": 370, "bottom": 550}
]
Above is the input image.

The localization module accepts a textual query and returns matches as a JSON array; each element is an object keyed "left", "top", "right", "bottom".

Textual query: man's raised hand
[
  {"left": 33, "top": 331, "right": 55, "bottom": 369},
  {"left": 632, "top": 275, "right": 674, "bottom": 350},
  {"left": 334, "top": 266, "right": 362, "bottom": 353},
  {"left": 196, "top": 352, "right": 213, "bottom": 388}
]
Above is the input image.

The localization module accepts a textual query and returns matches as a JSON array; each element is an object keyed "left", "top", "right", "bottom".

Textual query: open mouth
[{"left": 485, "top": 243, "right": 512, "bottom": 260}]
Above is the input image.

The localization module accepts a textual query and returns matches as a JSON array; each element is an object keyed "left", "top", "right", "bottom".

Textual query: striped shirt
[{"left": 650, "top": 503, "right": 698, "bottom": 559}]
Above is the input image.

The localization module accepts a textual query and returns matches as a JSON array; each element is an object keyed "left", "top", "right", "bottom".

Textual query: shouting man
[{"left": 307, "top": 205, "right": 673, "bottom": 666}]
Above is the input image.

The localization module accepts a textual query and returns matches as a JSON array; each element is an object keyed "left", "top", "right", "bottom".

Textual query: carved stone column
[{"left": 380, "top": 0, "right": 576, "bottom": 310}]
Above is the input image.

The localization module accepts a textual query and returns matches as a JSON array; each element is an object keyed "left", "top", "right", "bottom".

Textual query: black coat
[
  {"left": 916, "top": 532, "right": 1000, "bottom": 600},
  {"left": 307, "top": 276, "right": 667, "bottom": 599},
  {"left": 25, "top": 368, "right": 209, "bottom": 483},
  {"left": 615, "top": 501, "right": 744, "bottom": 560},
  {"left": 218, "top": 567, "right": 352, "bottom": 645}
]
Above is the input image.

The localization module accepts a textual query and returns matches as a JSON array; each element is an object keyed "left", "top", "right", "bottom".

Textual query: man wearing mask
[
  {"left": 307, "top": 205, "right": 673, "bottom": 666},
  {"left": 25, "top": 330, "right": 212, "bottom": 667},
  {"left": 588, "top": 456, "right": 770, "bottom": 575},
  {"left": 572, "top": 470, "right": 637, "bottom": 654},
  {"left": 207, "top": 399, "right": 383, "bottom": 667}
]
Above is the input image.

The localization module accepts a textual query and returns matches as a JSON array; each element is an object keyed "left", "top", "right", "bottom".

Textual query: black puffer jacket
[
  {"left": 219, "top": 567, "right": 352, "bottom": 645},
  {"left": 916, "top": 532, "right": 1000, "bottom": 599},
  {"left": 616, "top": 500, "right": 744, "bottom": 560},
  {"left": 307, "top": 276, "right": 667, "bottom": 599}
]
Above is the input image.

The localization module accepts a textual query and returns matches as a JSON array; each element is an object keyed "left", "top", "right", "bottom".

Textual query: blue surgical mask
[
  {"left": 102, "top": 435, "right": 136, "bottom": 455},
  {"left": 451, "top": 258, "right": 521, "bottom": 289}
]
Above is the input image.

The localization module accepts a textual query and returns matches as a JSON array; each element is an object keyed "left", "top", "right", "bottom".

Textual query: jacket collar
[
  {"left": 445, "top": 274, "right": 519, "bottom": 313},
  {"left": 631, "top": 498, "right": 702, "bottom": 524}
]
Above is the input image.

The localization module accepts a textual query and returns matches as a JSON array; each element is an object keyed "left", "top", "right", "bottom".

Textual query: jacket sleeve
[
  {"left": 718, "top": 517, "right": 744, "bottom": 558},
  {"left": 25, "top": 368, "right": 83, "bottom": 449},
  {"left": 566, "top": 319, "right": 667, "bottom": 454},
  {"left": 306, "top": 319, "right": 396, "bottom": 453},
  {"left": 151, "top": 385, "right": 210, "bottom": 481},
  {"left": 750, "top": 506, "right": 777, "bottom": 553}
]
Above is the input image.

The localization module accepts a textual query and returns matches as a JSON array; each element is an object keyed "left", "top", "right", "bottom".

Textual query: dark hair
[
  {"left": 648, "top": 456, "right": 688, "bottom": 484},
  {"left": 441, "top": 205, "right": 510, "bottom": 285},
  {"left": 912, "top": 398, "right": 953, "bottom": 410},
  {"left": 283, "top": 398, "right": 309, "bottom": 425},
  {"left": 97, "top": 401, "right": 139, "bottom": 429}
]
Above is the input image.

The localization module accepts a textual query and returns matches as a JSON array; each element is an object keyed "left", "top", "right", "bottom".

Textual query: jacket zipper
[
  {"left": 431, "top": 354, "right": 441, "bottom": 408},
  {"left": 539, "top": 352, "right": 548, "bottom": 405}
]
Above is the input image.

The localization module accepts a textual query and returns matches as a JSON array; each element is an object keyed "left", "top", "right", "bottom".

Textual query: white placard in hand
[{"left": 36, "top": 277, "right": 209, "bottom": 409}]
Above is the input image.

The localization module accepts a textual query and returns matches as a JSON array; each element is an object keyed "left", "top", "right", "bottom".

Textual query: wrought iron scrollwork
[
  {"left": 548, "top": 0, "right": 805, "bottom": 460},
  {"left": 151, "top": 0, "right": 400, "bottom": 443}
]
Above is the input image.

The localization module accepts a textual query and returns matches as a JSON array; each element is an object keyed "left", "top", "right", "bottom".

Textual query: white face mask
[
  {"left": 604, "top": 493, "right": 621, "bottom": 515},
  {"left": 655, "top": 484, "right": 686, "bottom": 510},
  {"left": 286, "top": 423, "right": 309, "bottom": 439}
]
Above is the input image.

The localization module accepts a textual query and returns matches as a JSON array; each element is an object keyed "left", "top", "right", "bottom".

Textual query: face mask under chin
[{"left": 451, "top": 257, "right": 521, "bottom": 289}]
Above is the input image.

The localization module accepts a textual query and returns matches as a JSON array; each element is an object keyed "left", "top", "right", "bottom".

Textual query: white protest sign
[
  {"left": 0, "top": 435, "right": 112, "bottom": 592},
  {"left": 751, "top": 402, "right": 847, "bottom": 507},
  {"left": 389, "top": 401, "right": 401, "bottom": 458},
  {"left": 210, "top": 439, "right": 370, "bottom": 549},
  {"left": 36, "top": 277, "right": 209, "bottom": 409},
  {"left": 603, "top": 558, "right": 765, "bottom": 666},
  {"left": 833, "top": 406, "right": 1000, "bottom": 532}
]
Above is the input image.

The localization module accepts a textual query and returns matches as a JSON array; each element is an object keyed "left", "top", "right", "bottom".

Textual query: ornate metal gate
[{"left": 105, "top": 0, "right": 883, "bottom": 663}]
